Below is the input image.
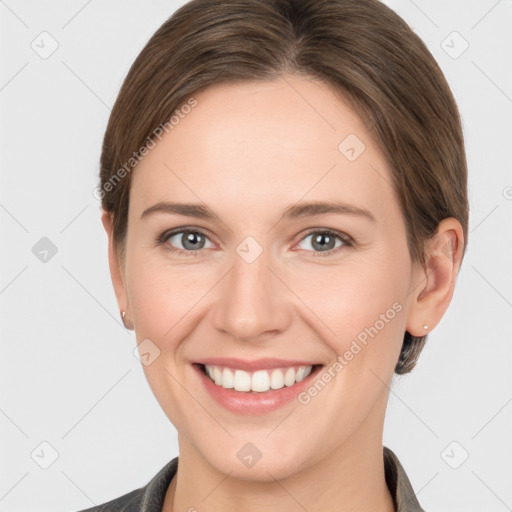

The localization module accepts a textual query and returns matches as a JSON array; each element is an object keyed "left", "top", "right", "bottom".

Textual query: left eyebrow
[{"left": 281, "top": 200, "right": 376, "bottom": 223}]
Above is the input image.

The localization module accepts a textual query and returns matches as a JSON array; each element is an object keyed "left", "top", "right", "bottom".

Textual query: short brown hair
[{"left": 99, "top": 0, "right": 469, "bottom": 374}]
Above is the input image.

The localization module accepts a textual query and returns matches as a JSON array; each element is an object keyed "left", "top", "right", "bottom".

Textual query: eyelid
[
  {"left": 297, "top": 227, "right": 352, "bottom": 243},
  {"left": 158, "top": 226, "right": 215, "bottom": 243}
]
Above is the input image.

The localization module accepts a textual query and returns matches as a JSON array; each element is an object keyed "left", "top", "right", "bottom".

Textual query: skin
[{"left": 102, "top": 73, "right": 464, "bottom": 512}]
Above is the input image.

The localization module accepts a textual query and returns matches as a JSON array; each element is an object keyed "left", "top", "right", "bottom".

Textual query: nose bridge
[{"left": 211, "top": 241, "right": 289, "bottom": 341}]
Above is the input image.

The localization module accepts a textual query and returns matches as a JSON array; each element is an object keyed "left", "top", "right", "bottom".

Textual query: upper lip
[{"left": 195, "top": 357, "right": 321, "bottom": 372}]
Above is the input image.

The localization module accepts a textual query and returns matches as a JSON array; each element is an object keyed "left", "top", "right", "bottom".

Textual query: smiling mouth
[{"left": 197, "top": 363, "right": 323, "bottom": 393}]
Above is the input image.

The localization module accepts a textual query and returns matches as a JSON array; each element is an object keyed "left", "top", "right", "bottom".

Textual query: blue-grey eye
[
  {"left": 298, "top": 231, "right": 344, "bottom": 252},
  {"left": 166, "top": 230, "right": 213, "bottom": 251}
]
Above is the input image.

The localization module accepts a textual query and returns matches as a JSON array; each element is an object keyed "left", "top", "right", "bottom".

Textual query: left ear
[{"left": 406, "top": 217, "right": 465, "bottom": 336}]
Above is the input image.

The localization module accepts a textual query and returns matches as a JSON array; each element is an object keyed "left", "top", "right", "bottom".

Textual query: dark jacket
[{"left": 76, "top": 446, "right": 426, "bottom": 511}]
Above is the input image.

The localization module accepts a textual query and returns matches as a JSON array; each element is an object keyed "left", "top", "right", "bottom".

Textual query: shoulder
[
  {"left": 72, "top": 457, "right": 179, "bottom": 512},
  {"left": 383, "top": 446, "right": 427, "bottom": 512}
]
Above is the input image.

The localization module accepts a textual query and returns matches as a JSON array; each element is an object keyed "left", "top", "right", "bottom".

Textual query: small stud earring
[{"left": 423, "top": 324, "right": 429, "bottom": 330}]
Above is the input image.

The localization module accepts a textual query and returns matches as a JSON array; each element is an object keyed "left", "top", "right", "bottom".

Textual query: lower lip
[{"left": 192, "top": 363, "right": 323, "bottom": 415}]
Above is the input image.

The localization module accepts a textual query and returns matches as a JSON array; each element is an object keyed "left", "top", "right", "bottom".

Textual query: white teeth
[
  {"left": 296, "top": 366, "right": 306, "bottom": 382},
  {"left": 204, "top": 364, "right": 313, "bottom": 393},
  {"left": 251, "top": 370, "right": 270, "bottom": 392},
  {"left": 284, "top": 367, "right": 296, "bottom": 386},
  {"left": 233, "top": 370, "right": 251, "bottom": 392},
  {"left": 270, "top": 368, "right": 284, "bottom": 389},
  {"left": 222, "top": 367, "right": 234, "bottom": 389}
]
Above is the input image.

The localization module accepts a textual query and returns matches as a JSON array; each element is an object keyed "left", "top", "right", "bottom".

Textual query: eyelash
[{"left": 156, "top": 227, "right": 353, "bottom": 258}]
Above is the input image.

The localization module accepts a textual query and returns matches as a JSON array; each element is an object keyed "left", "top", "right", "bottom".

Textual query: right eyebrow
[{"left": 140, "top": 202, "right": 218, "bottom": 220}]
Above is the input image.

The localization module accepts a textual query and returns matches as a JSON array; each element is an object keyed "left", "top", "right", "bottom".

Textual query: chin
[{"left": 201, "top": 438, "right": 310, "bottom": 482}]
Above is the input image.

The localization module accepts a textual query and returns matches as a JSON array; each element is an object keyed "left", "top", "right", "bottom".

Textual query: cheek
[
  {"left": 125, "top": 250, "right": 219, "bottom": 345},
  {"left": 290, "top": 256, "right": 409, "bottom": 426},
  {"left": 124, "top": 253, "right": 208, "bottom": 426},
  {"left": 288, "top": 253, "right": 410, "bottom": 368}
]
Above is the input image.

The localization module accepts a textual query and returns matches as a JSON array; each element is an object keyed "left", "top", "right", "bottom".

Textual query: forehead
[{"left": 130, "top": 74, "right": 396, "bottom": 224}]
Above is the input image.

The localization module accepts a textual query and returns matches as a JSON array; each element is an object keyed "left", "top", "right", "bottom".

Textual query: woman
[{"left": 83, "top": 0, "right": 468, "bottom": 510}]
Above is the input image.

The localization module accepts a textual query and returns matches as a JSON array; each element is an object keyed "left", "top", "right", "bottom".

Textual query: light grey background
[{"left": 1, "top": 1, "right": 511, "bottom": 511}]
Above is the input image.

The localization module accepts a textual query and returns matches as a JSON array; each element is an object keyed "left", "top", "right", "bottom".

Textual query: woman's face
[{"left": 111, "top": 74, "right": 425, "bottom": 479}]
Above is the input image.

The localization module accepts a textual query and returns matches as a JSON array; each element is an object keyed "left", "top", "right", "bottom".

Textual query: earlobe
[
  {"left": 101, "top": 210, "right": 133, "bottom": 329},
  {"left": 406, "top": 218, "right": 464, "bottom": 337}
]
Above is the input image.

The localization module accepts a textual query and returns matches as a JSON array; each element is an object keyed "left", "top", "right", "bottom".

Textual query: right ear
[{"left": 101, "top": 209, "right": 132, "bottom": 328}]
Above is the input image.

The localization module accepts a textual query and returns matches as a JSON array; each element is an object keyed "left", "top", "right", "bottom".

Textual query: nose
[{"left": 211, "top": 247, "right": 291, "bottom": 342}]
